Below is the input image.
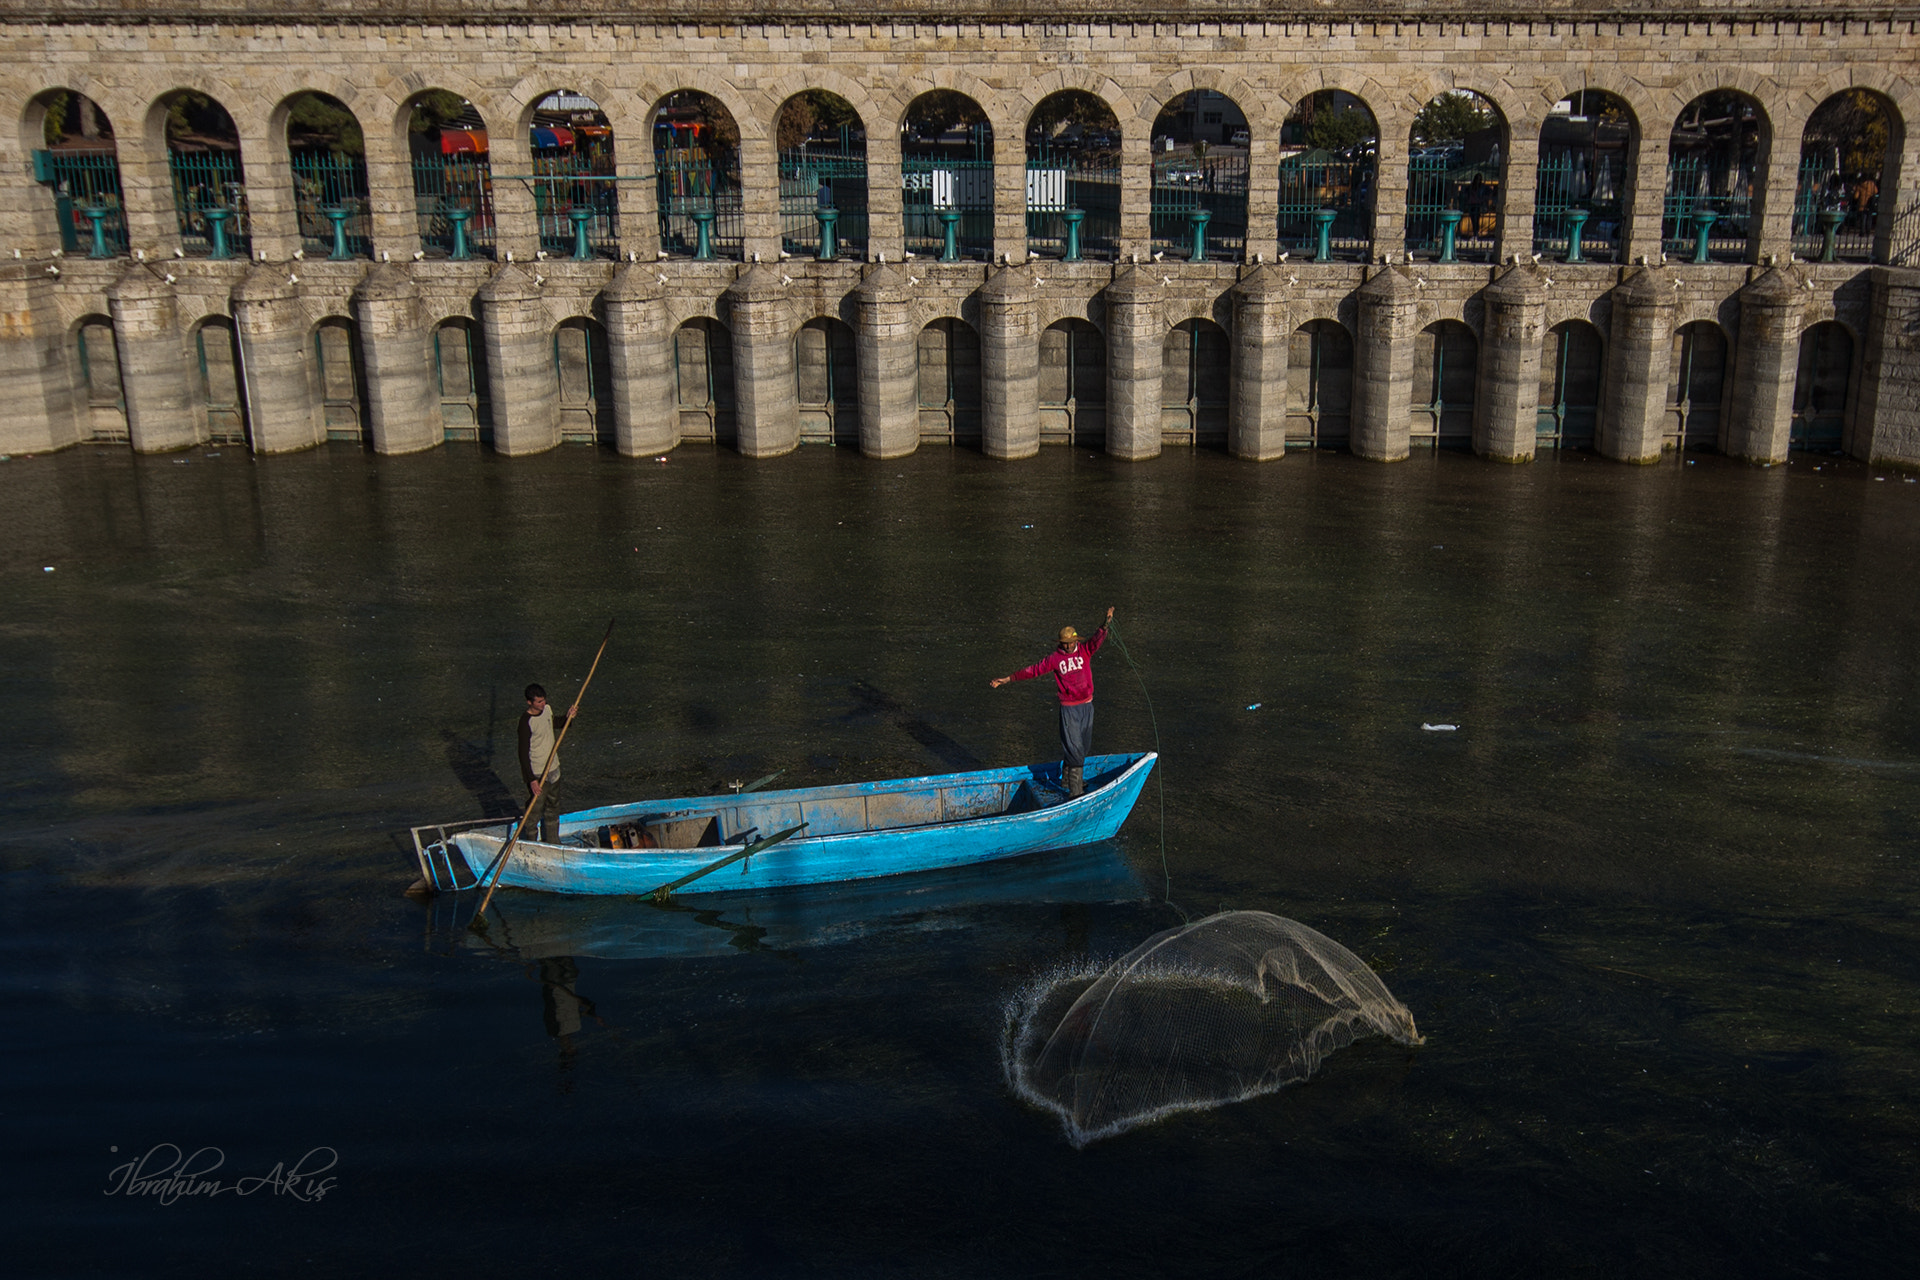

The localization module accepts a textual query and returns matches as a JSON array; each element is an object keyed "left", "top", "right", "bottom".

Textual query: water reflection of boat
[
  {"left": 446, "top": 841, "right": 1146, "bottom": 961},
  {"left": 412, "top": 752, "right": 1156, "bottom": 898}
]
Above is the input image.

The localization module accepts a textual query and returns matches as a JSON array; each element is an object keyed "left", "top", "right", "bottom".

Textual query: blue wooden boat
[{"left": 411, "top": 752, "right": 1157, "bottom": 898}]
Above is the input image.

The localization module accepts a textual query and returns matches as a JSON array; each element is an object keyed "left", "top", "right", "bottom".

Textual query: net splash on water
[{"left": 1002, "top": 910, "right": 1424, "bottom": 1146}]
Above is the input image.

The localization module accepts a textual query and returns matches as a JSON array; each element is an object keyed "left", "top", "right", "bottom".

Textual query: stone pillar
[
  {"left": 118, "top": 130, "right": 181, "bottom": 259},
  {"left": 231, "top": 263, "right": 319, "bottom": 454},
  {"left": 724, "top": 262, "right": 798, "bottom": 458},
  {"left": 738, "top": 135, "right": 783, "bottom": 264},
  {"left": 106, "top": 264, "right": 201, "bottom": 453},
  {"left": 993, "top": 130, "right": 1028, "bottom": 267},
  {"left": 1752, "top": 130, "right": 1802, "bottom": 266},
  {"left": 1472, "top": 265, "right": 1547, "bottom": 463},
  {"left": 1228, "top": 264, "right": 1289, "bottom": 460},
  {"left": 1350, "top": 265, "right": 1418, "bottom": 461},
  {"left": 1242, "top": 137, "right": 1280, "bottom": 266},
  {"left": 477, "top": 263, "right": 558, "bottom": 456},
  {"left": 237, "top": 125, "right": 300, "bottom": 263},
  {"left": 350, "top": 262, "right": 438, "bottom": 455},
  {"left": 0, "top": 264, "right": 72, "bottom": 454},
  {"left": 1103, "top": 266, "right": 1162, "bottom": 461},
  {"left": 361, "top": 131, "right": 415, "bottom": 264},
  {"left": 1117, "top": 134, "right": 1154, "bottom": 263},
  {"left": 1369, "top": 133, "right": 1408, "bottom": 262},
  {"left": 1597, "top": 266, "right": 1676, "bottom": 464},
  {"left": 603, "top": 264, "right": 677, "bottom": 456},
  {"left": 1495, "top": 128, "right": 1540, "bottom": 267},
  {"left": 865, "top": 131, "right": 904, "bottom": 264},
  {"left": 1723, "top": 266, "right": 1804, "bottom": 463},
  {"left": 1850, "top": 266, "right": 1920, "bottom": 467},
  {"left": 980, "top": 267, "right": 1039, "bottom": 460},
  {"left": 854, "top": 263, "right": 918, "bottom": 459},
  {"left": 1623, "top": 133, "right": 1669, "bottom": 268}
]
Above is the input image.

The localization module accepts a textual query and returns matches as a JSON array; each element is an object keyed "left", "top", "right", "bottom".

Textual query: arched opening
[
  {"left": 1794, "top": 91, "right": 1896, "bottom": 264},
  {"left": 1665, "top": 91, "right": 1765, "bottom": 263},
  {"left": 312, "top": 318, "right": 366, "bottom": 442},
  {"left": 1791, "top": 321, "right": 1853, "bottom": 451},
  {"left": 1026, "top": 92, "right": 1121, "bottom": 261},
  {"left": 1537, "top": 320, "right": 1603, "bottom": 449},
  {"left": 1151, "top": 92, "right": 1249, "bottom": 261},
  {"left": 779, "top": 91, "right": 867, "bottom": 261},
  {"left": 654, "top": 91, "right": 742, "bottom": 260},
  {"left": 918, "top": 318, "right": 981, "bottom": 442},
  {"left": 1286, "top": 319, "right": 1353, "bottom": 448},
  {"left": 1161, "top": 318, "right": 1230, "bottom": 446},
  {"left": 1412, "top": 320, "right": 1476, "bottom": 447},
  {"left": 1279, "top": 92, "right": 1377, "bottom": 263},
  {"left": 1039, "top": 318, "right": 1106, "bottom": 444},
  {"left": 433, "top": 318, "right": 492, "bottom": 444},
  {"left": 162, "top": 92, "right": 249, "bottom": 258},
  {"left": 1666, "top": 321, "right": 1728, "bottom": 452},
  {"left": 32, "top": 91, "right": 127, "bottom": 256},
  {"left": 73, "top": 316, "right": 126, "bottom": 440},
  {"left": 1534, "top": 91, "right": 1635, "bottom": 264},
  {"left": 407, "top": 91, "right": 495, "bottom": 259},
  {"left": 554, "top": 318, "right": 613, "bottom": 444},
  {"left": 285, "top": 93, "right": 370, "bottom": 260},
  {"left": 795, "top": 317, "right": 858, "bottom": 444},
  {"left": 192, "top": 317, "right": 246, "bottom": 445},
  {"left": 673, "top": 319, "right": 735, "bottom": 444},
  {"left": 903, "top": 92, "right": 993, "bottom": 261},
  {"left": 532, "top": 90, "right": 617, "bottom": 260},
  {"left": 1406, "top": 91, "right": 1504, "bottom": 263}
]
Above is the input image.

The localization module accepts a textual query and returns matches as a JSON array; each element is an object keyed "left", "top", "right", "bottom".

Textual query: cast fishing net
[{"left": 1003, "top": 910, "right": 1424, "bottom": 1146}]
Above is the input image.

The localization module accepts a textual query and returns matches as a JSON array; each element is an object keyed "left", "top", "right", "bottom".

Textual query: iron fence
[
  {"left": 1531, "top": 150, "right": 1626, "bottom": 262},
  {"left": 1276, "top": 154, "right": 1374, "bottom": 262},
  {"left": 290, "top": 150, "right": 372, "bottom": 259},
  {"left": 1662, "top": 153, "right": 1756, "bottom": 262},
  {"left": 169, "top": 149, "right": 250, "bottom": 258},
  {"left": 902, "top": 158, "right": 994, "bottom": 260},
  {"left": 411, "top": 156, "right": 497, "bottom": 259},
  {"left": 532, "top": 152, "right": 620, "bottom": 258},
  {"left": 37, "top": 148, "right": 128, "bottom": 256},
  {"left": 780, "top": 145, "right": 869, "bottom": 257},
  {"left": 1791, "top": 157, "right": 1878, "bottom": 263},
  {"left": 1404, "top": 153, "right": 1500, "bottom": 262},
  {"left": 1149, "top": 152, "right": 1248, "bottom": 259},
  {"left": 657, "top": 155, "right": 744, "bottom": 259},
  {"left": 1025, "top": 144, "right": 1121, "bottom": 260}
]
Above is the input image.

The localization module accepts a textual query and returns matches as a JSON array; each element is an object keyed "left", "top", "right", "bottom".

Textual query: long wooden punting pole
[{"left": 474, "top": 620, "right": 615, "bottom": 922}]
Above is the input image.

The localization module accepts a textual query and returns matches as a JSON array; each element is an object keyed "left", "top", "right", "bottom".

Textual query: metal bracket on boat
[
  {"left": 410, "top": 817, "right": 514, "bottom": 892},
  {"left": 648, "top": 822, "right": 808, "bottom": 904}
]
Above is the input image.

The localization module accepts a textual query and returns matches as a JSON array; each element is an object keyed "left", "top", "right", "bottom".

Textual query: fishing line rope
[{"left": 1104, "top": 619, "right": 1187, "bottom": 923}]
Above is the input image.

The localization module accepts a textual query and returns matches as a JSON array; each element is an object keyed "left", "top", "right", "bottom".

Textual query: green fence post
[
  {"left": 321, "top": 205, "right": 353, "bottom": 260},
  {"left": 816, "top": 207, "right": 839, "bottom": 262},
  {"left": 446, "top": 207, "right": 472, "bottom": 261},
  {"left": 1563, "top": 208, "right": 1590, "bottom": 264},
  {"left": 938, "top": 208, "right": 961, "bottom": 262},
  {"left": 203, "top": 207, "right": 233, "bottom": 260},
  {"left": 1063, "top": 207, "right": 1084, "bottom": 262},
  {"left": 691, "top": 208, "right": 715, "bottom": 260},
  {"left": 570, "top": 206, "right": 594, "bottom": 260},
  {"left": 1690, "top": 209, "right": 1718, "bottom": 264},
  {"left": 1312, "top": 208, "right": 1337, "bottom": 263},
  {"left": 1817, "top": 208, "right": 1846, "bottom": 264},
  {"left": 81, "top": 204, "right": 112, "bottom": 259},
  {"left": 1438, "top": 209, "right": 1463, "bottom": 264}
]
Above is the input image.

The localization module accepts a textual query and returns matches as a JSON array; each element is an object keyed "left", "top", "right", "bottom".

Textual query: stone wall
[{"left": 3, "top": 14, "right": 1919, "bottom": 466}]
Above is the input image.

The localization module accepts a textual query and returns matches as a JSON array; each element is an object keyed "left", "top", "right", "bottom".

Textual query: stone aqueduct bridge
[{"left": 3, "top": 2, "right": 1920, "bottom": 466}]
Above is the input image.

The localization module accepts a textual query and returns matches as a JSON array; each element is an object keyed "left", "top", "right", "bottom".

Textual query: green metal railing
[
  {"left": 1662, "top": 153, "right": 1755, "bottom": 263},
  {"left": 1791, "top": 157, "right": 1878, "bottom": 264},
  {"left": 533, "top": 151, "right": 620, "bottom": 259},
  {"left": 1025, "top": 144, "right": 1121, "bottom": 261},
  {"left": 657, "top": 151, "right": 743, "bottom": 260},
  {"left": 780, "top": 145, "right": 869, "bottom": 259},
  {"left": 169, "top": 149, "right": 250, "bottom": 259},
  {"left": 35, "top": 149, "right": 129, "bottom": 257},
  {"left": 290, "top": 150, "right": 372, "bottom": 259},
  {"left": 1150, "top": 153, "right": 1248, "bottom": 261},
  {"left": 1277, "top": 154, "right": 1374, "bottom": 262},
  {"left": 903, "top": 157, "right": 994, "bottom": 261},
  {"left": 412, "top": 156, "right": 496, "bottom": 259},
  {"left": 1405, "top": 154, "right": 1500, "bottom": 263},
  {"left": 1531, "top": 150, "right": 1626, "bottom": 262}
]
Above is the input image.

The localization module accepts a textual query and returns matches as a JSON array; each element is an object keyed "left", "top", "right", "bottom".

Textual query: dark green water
[{"left": 3, "top": 443, "right": 1917, "bottom": 1277}]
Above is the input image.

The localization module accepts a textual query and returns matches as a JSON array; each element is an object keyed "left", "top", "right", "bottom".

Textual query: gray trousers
[
  {"left": 525, "top": 778, "right": 561, "bottom": 843},
  {"left": 1058, "top": 701, "right": 1094, "bottom": 769}
]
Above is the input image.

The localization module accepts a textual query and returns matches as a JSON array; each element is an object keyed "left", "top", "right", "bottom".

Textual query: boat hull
[{"left": 418, "top": 752, "right": 1156, "bottom": 898}]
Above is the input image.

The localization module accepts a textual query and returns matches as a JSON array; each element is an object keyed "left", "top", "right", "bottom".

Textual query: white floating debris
[
  {"left": 1021, "top": 524, "right": 1034, "bottom": 530},
  {"left": 42, "top": 566, "right": 54, "bottom": 572},
  {"left": 1421, "top": 723, "right": 1458, "bottom": 732},
  {"left": 1246, "top": 703, "right": 1261, "bottom": 711}
]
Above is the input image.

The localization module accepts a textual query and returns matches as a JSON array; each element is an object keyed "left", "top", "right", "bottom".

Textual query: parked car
[{"left": 1229, "top": 128, "right": 1250, "bottom": 146}]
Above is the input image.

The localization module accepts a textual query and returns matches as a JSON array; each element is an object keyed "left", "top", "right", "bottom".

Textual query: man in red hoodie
[{"left": 990, "top": 606, "right": 1114, "bottom": 798}]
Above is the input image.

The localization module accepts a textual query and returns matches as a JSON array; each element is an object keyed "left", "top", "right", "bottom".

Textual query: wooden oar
[
  {"left": 649, "top": 822, "right": 808, "bottom": 903},
  {"left": 473, "top": 620, "right": 615, "bottom": 922}
]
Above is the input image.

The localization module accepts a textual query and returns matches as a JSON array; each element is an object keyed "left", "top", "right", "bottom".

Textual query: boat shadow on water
[{"left": 427, "top": 840, "right": 1147, "bottom": 962}]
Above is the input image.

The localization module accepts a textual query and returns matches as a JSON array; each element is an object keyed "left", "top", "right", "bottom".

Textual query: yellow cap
[{"left": 1059, "top": 626, "right": 1080, "bottom": 644}]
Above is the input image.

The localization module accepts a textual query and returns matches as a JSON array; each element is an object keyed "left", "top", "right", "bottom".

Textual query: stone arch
[
  {"left": 1137, "top": 69, "right": 1278, "bottom": 143},
  {"left": 1161, "top": 317, "right": 1230, "bottom": 447},
  {"left": 1790, "top": 319, "right": 1854, "bottom": 452},
  {"left": 386, "top": 76, "right": 492, "bottom": 155},
  {"left": 901, "top": 90, "right": 995, "bottom": 262},
  {"left": 794, "top": 314, "right": 858, "bottom": 444},
  {"left": 881, "top": 70, "right": 1017, "bottom": 142},
  {"left": 431, "top": 315, "right": 491, "bottom": 443},
  {"left": 1286, "top": 318, "right": 1353, "bottom": 449},
  {"left": 755, "top": 70, "right": 885, "bottom": 141},
  {"left": 1667, "top": 318, "right": 1730, "bottom": 451},
  {"left": 26, "top": 88, "right": 129, "bottom": 256},
  {"left": 147, "top": 87, "right": 250, "bottom": 259},
  {"left": 1279, "top": 90, "right": 1379, "bottom": 263},
  {"left": 1533, "top": 89, "right": 1637, "bottom": 265},
  {"left": 1665, "top": 88, "right": 1769, "bottom": 264},
  {"left": 1413, "top": 319, "right": 1477, "bottom": 446},
  {"left": 672, "top": 316, "right": 735, "bottom": 445},
  {"left": 552, "top": 315, "right": 613, "bottom": 444},
  {"left": 1405, "top": 88, "right": 1507, "bottom": 264},
  {"left": 189, "top": 313, "right": 246, "bottom": 445},
  {"left": 1039, "top": 317, "right": 1105, "bottom": 446},
  {"left": 1665, "top": 72, "right": 1786, "bottom": 137},
  {"left": 1026, "top": 89, "right": 1122, "bottom": 262},
  {"left": 308, "top": 314, "right": 366, "bottom": 442},
  {"left": 69, "top": 311, "right": 126, "bottom": 441},
  {"left": 523, "top": 88, "right": 619, "bottom": 260},
  {"left": 651, "top": 89, "right": 746, "bottom": 261},
  {"left": 278, "top": 90, "right": 371, "bottom": 260},
  {"left": 776, "top": 89, "right": 869, "bottom": 261},
  {"left": 917, "top": 317, "right": 982, "bottom": 444},
  {"left": 1793, "top": 89, "right": 1900, "bottom": 264},
  {"left": 1150, "top": 88, "right": 1251, "bottom": 261},
  {"left": 1534, "top": 72, "right": 1654, "bottom": 143},
  {"left": 402, "top": 89, "right": 496, "bottom": 260},
  {"left": 1538, "top": 319, "right": 1604, "bottom": 450}
]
